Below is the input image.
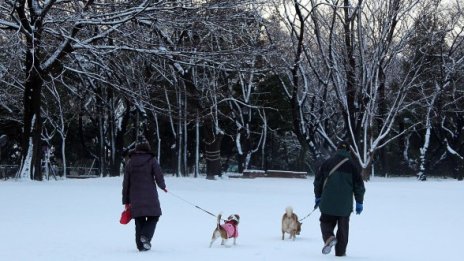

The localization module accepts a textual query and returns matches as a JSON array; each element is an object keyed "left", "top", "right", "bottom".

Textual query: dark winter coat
[
  {"left": 122, "top": 151, "right": 166, "bottom": 218},
  {"left": 314, "top": 150, "right": 365, "bottom": 217}
]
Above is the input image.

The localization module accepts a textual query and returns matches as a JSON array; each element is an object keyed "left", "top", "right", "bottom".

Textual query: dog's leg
[
  {"left": 233, "top": 237, "right": 236, "bottom": 245},
  {"left": 209, "top": 238, "right": 216, "bottom": 248},
  {"left": 209, "top": 230, "right": 219, "bottom": 248},
  {"left": 222, "top": 239, "right": 233, "bottom": 248},
  {"left": 282, "top": 231, "right": 285, "bottom": 240}
]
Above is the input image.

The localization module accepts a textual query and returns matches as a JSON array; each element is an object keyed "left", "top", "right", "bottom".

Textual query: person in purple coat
[{"left": 122, "top": 141, "right": 167, "bottom": 251}]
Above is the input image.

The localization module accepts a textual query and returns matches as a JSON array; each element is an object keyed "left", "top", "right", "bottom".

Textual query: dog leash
[
  {"left": 299, "top": 207, "right": 317, "bottom": 223},
  {"left": 167, "top": 191, "right": 219, "bottom": 219}
]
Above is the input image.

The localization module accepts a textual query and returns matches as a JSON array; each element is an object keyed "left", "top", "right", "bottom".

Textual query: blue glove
[
  {"left": 314, "top": 197, "right": 321, "bottom": 209},
  {"left": 355, "top": 202, "right": 363, "bottom": 214}
]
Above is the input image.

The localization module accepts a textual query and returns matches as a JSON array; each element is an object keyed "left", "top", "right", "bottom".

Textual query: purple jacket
[{"left": 122, "top": 151, "right": 166, "bottom": 217}]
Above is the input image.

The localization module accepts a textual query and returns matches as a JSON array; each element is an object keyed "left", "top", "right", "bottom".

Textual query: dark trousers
[
  {"left": 320, "top": 213, "right": 350, "bottom": 256},
  {"left": 134, "top": 216, "right": 159, "bottom": 250}
]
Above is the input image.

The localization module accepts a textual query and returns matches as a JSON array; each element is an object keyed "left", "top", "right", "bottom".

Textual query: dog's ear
[{"left": 228, "top": 214, "right": 240, "bottom": 224}]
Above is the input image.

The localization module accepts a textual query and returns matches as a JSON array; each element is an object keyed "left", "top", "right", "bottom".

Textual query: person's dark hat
[
  {"left": 135, "top": 141, "right": 151, "bottom": 152},
  {"left": 137, "top": 135, "right": 148, "bottom": 143}
]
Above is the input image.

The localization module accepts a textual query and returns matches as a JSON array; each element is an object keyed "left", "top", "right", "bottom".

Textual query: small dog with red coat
[{"left": 209, "top": 213, "right": 240, "bottom": 247}]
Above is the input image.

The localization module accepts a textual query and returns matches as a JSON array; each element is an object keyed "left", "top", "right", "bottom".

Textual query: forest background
[{"left": 0, "top": 0, "right": 463, "bottom": 181}]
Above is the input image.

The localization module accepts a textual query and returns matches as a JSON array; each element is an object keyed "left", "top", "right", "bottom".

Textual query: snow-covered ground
[{"left": 0, "top": 175, "right": 462, "bottom": 261}]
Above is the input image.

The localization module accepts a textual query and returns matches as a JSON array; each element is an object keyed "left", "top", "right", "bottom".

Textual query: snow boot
[
  {"left": 322, "top": 236, "right": 337, "bottom": 255},
  {"left": 140, "top": 236, "right": 151, "bottom": 250}
]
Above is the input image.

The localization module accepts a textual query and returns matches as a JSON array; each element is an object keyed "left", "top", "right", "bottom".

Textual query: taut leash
[
  {"left": 299, "top": 207, "right": 317, "bottom": 223},
  {"left": 167, "top": 191, "right": 218, "bottom": 218}
]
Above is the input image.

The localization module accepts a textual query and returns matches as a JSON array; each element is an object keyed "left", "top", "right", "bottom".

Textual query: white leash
[
  {"left": 167, "top": 191, "right": 223, "bottom": 220},
  {"left": 299, "top": 207, "right": 317, "bottom": 222}
]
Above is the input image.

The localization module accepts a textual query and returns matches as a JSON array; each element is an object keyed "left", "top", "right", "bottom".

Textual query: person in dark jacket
[
  {"left": 313, "top": 141, "right": 365, "bottom": 257},
  {"left": 122, "top": 141, "right": 167, "bottom": 251}
]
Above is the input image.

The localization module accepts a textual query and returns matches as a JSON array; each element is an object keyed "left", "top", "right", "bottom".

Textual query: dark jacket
[
  {"left": 122, "top": 151, "right": 166, "bottom": 217},
  {"left": 314, "top": 150, "right": 365, "bottom": 216}
]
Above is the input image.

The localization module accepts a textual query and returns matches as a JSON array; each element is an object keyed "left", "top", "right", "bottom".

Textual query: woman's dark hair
[{"left": 135, "top": 141, "right": 151, "bottom": 152}]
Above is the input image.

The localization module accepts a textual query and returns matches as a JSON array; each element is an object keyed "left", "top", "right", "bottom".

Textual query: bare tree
[
  {"left": 270, "top": 0, "right": 433, "bottom": 179},
  {"left": 129, "top": 0, "right": 270, "bottom": 178},
  {"left": 405, "top": 0, "right": 464, "bottom": 180},
  {"left": 0, "top": 0, "right": 156, "bottom": 180}
]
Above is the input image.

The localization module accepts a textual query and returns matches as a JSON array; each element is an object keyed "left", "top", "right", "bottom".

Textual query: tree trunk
[
  {"left": 290, "top": 3, "right": 310, "bottom": 156},
  {"left": 109, "top": 100, "right": 130, "bottom": 177},
  {"left": 61, "top": 136, "right": 67, "bottom": 179},
  {"left": 236, "top": 127, "right": 251, "bottom": 172},
  {"left": 203, "top": 120, "right": 223, "bottom": 180},
  {"left": 343, "top": 0, "right": 361, "bottom": 142},
  {"left": 21, "top": 68, "right": 44, "bottom": 181},
  {"left": 194, "top": 113, "right": 200, "bottom": 178},
  {"left": 377, "top": 67, "right": 387, "bottom": 175},
  {"left": 361, "top": 162, "right": 372, "bottom": 181},
  {"left": 177, "top": 114, "right": 183, "bottom": 177},
  {"left": 96, "top": 86, "right": 106, "bottom": 177}
]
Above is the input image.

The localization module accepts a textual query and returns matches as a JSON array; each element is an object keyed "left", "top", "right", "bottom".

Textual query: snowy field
[{"left": 0, "top": 175, "right": 462, "bottom": 261}]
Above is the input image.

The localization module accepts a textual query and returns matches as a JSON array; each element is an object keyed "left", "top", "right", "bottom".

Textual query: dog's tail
[
  {"left": 216, "top": 213, "right": 222, "bottom": 228},
  {"left": 285, "top": 206, "right": 293, "bottom": 216}
]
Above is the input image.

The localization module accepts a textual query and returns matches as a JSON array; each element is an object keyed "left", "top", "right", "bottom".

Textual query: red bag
[{"left": 119, "top": 208, "right": 132, "bottom": 225}]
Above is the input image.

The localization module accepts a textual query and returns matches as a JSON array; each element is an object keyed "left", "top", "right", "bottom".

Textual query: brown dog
[
  {"left": 281, "top": 206, "right": 302, "bottom": 240},
  {"left": 209, "top": 213, "right": 240, "bottom": 247}
]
